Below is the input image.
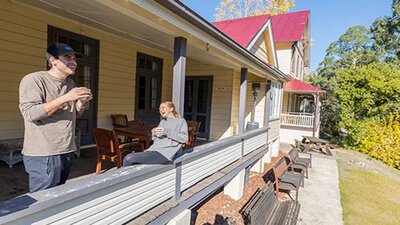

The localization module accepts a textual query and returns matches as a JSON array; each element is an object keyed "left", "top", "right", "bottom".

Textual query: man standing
[{"left": 19, "top": 43, "right": 93, "bottom": 192}]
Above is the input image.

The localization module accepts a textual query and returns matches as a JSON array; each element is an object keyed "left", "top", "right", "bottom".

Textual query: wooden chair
[
  {"left": 110, "top": 114, "right": 144, "bottom": 143},
  {"left": 111, "top": 114, "right": 145, "bottom": 128},
  {"left": 185, "top": 120, "right": 201, "bottom": 148},
  {"left": 92, "top": 128, "right": 143, "bottom": 174},
  {"left": 289, "top": 144, "right": 312, "bottom": 168},
  {"left": 284, "top": 146, "right": 312, "bottom": 179},
  {"left": 272, "top": 157, "right": 304, "bottom": 202}
]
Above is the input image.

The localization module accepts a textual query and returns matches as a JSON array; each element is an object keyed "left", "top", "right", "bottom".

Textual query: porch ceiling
[{"left": 13, "top": 0, "right": 240, "bottom": 69}]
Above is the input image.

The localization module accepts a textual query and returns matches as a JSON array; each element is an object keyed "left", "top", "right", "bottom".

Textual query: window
[
  {"left": 290, "top": 50, "right": 296, "bottom": 73},
  {"left": 269, "top": 82, "right": 283, "bottom": 120},
  {"left": 296, "top": 55, "right": 300, "bottom": 78}
]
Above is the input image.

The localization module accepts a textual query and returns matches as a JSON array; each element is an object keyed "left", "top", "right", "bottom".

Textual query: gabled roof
[
  {"left": 212, "top": 15, "right": 270, "bottom": 48},
  {"left": 271, "top": 10, "right": 310, "bottom": 42},
  {"left": 284, "top": 76, "right": 324, "bottom": 93}
]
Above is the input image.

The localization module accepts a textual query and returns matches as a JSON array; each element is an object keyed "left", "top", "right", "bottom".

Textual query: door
[
  {"left": 135, "top": 53, "right": 163, "bottom": 125},
  {"left": 184, "top": 76, "right": 213, "bottom": 139},
  {"left": 48, "top": 26, "right": 99, "bottom": 145}
]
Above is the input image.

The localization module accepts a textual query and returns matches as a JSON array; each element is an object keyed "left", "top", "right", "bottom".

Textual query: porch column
[
  {"left": 166, "top": 209, "right": 191, "bottom": 225},
  {"left": 224, "top": 169, "right": 245, "bottom": 200},
  {"left": 313, "top": 93, "right": 320, "bottom": 137},
  {"left": 264, "top": 80, "right": 272, "bottom": 163},
  {"left": 250, "top": 157, "right": 265, "bottom": 173},
  {"left": 173, "top": 37, "right": 187, "bottom": 115},
  {"left": 238, "top": 68, "right": 248, "bottom": 135},
  {"left": 264, "top": 80, "right": 271, "bottom": 129}
]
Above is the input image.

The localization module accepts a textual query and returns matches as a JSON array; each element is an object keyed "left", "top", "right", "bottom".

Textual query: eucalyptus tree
[{"left": 215, "top": 0, "right": 296, "bottom": 21}]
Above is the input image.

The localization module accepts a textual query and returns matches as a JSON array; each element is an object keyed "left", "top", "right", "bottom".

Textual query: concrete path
[{"left": 280, "top": 143, "right": 343, "bottom": 225}]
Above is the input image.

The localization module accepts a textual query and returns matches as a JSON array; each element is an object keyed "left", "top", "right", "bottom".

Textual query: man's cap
[{"left": 46, "top": 43, "right": 83, "bottom": 59}]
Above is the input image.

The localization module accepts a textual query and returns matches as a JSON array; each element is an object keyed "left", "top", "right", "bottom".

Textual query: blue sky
[{"left": 180, "top": 0, "right": 393, "bottom": 71}]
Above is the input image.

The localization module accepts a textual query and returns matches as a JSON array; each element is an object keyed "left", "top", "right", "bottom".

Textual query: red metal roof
[
  {"left": 212, "top": 15, "right": 270, "bottom": 48},
  {"left": 284, "top": 76, "right": 324, "bottom": 93},
  {"left": 271, "top": 10, "right": 310, "bottom": 42}
]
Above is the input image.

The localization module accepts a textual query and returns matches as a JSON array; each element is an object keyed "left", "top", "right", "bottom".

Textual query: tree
[
  {"left": 317, "top": 25, "right": 377, "bottom": 78},
  {"left": 214, "top": 0, "right": 296, "bottom": 21},
  {"left": 371, "top": 0, "right": 400, "bottom": 64},
  {"left": 312, "top": 26, "right": 378, "bottom": 135},
  {"left": 309, "top": 75, "right": 341, "bottom": 135},
  {"left": 336, "top": 63, "right": 400, "bottom": 124},
  {"left": 334, "top": 63, "right": 400, "bottom": 165}
]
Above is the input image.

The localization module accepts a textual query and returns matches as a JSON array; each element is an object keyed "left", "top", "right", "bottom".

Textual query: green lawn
[{"left": 336, "top": 151, "right": 400, "bottom": 225}]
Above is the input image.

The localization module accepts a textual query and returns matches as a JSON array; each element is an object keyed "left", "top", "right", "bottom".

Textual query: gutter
[{"left": 153, "top": 0, "right": 291, "bottom": 83}]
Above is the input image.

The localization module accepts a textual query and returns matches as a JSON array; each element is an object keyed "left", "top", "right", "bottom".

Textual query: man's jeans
[{"left": 23, "top": 152, "right": 74, "bottom": 192}]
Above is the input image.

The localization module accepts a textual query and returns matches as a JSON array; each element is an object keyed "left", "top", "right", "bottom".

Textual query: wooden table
[
  {"left": 114, "top": 126, "right": 153, "bottom": 149},
  {"left": 302, "top": 136, "right": 330, "bottom": 145},
  {"left": 115, "top": 126, "right": 194, "bottom": 149},
  {"left": 302, "top": 136, "right": 331, "bottom": 154}
]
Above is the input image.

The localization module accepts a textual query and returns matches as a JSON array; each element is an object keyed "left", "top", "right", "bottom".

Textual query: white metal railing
[
  {"left": 0, "top": 127, "right": 270, "bottom": 225},
  {"left": 280, "top": 112, "right": 314, "bottom": 128}
]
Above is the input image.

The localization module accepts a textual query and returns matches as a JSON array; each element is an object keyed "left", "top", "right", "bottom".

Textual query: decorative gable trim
[{"left": 247, "top": 19, "right": 278, "bottom": 68}]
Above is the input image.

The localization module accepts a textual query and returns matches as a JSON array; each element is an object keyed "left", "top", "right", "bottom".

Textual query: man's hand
[
  {"left": 74, "top": 87, "right": 93, "bottom": 111},
  {"left": 64, "top": 87, "right": 92, "bottom": 102},
  {"left": 44, "top": 87, "right": 93, "bottom": 116}
]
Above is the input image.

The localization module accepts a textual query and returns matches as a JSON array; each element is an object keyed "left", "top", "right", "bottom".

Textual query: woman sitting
[{"left": 123, "top": 101, "right": 188, "bottom": 166}]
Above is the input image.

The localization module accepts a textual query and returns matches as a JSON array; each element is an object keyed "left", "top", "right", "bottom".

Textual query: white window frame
[{"left": 269, "top": 81, "right": 283, "bottom": 120}]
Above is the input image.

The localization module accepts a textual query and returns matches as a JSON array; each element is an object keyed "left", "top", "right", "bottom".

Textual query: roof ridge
[
  {"left": 212, "top": 14, "right": 270, "bottom": 24},
  {"left": 271, "top": 10, "right": 310, "bottom": 17}
]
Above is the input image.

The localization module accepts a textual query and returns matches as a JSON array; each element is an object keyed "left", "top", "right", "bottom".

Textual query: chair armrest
[
  {"left": 119, "top": 142, "right": 142, "bottom": 150},
  {"left": 299, "top": 152, "right": 312, "bottom": 160}
]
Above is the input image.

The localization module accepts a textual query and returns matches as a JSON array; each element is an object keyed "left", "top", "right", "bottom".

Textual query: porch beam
[
  {"left": 238, "top": 68, "right": 248, "bottom": 135},
  {"left": 173, "top": 37, "right": 187, "bottom": 115}
]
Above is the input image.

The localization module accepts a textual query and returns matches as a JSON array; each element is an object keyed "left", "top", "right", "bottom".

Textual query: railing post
[
  {"left": 240, "top": 138, "right": 244, "bottom": 160},
  {"left": 174, "top": 162, "right": 182, "bottom": 202}
]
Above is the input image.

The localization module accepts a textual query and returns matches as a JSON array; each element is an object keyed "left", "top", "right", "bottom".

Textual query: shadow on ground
[{"left": 0, "top": 147, "right": 104, "bottom": 202}]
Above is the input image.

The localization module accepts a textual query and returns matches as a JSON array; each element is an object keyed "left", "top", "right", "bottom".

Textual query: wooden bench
[
  {"left": 241, "top": 181, "right": 300, "bottom": 225},
  {"left": 272, "top": 157, "right": 304, "bottom": 202}
]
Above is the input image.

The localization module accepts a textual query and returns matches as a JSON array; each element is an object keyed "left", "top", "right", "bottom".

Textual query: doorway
[
  {"left": 184, "top": 76, "right": 213, "bottom": 139},
  {"left": 135, "top": 53, "right": 163, "bottom": 125},
  {"left": 48, "top": 26, "right": 99, "bottom": 145}
]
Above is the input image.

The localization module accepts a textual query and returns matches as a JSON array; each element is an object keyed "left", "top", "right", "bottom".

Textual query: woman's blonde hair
[{"left": 161, "top": 101, "right": 181, "bottom": 118}]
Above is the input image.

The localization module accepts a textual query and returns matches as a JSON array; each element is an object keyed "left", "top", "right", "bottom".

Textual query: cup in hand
[
  {"left": 155, "top": 127, "right": 164, "bottom": 137},
  {"left": 78, "top": 88, "right": 92, "bottom": 101}
]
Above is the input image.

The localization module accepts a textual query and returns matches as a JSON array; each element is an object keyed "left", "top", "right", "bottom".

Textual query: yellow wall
[
  {"left": 230, "top": 70, "right": 240, "bottom": 136},
  {"left": 0, "top": 1, "right": 279, "bottom": 143},
  {"left": 231, "top": 72, "right": 270, "bottom": 135},
  {"left": 186, "top": 59, "right": 235, "bottom": 141},
  {"left": 249, "top": 34, "right": 267, "bottom": 63},
  {"left": 0, "top": 1, "right": 174, "bottom": 140},
  {"left": 245, "top": 85, "right": 266, "bottom": 128}
]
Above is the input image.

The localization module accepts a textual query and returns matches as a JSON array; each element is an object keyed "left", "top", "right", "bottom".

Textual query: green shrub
[
  {"left": 332, "top": 63, "right": 400, "bottom": 169},
  {"left": 356, "top": 115, "right": 400, "bottom": 169}
]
